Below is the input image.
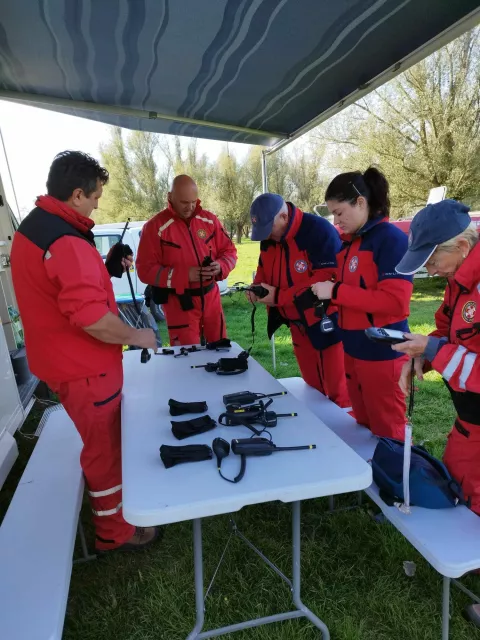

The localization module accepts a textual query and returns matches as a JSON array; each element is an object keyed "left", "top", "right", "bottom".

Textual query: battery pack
[{"left": 222, "top": 391, "right": 258, "bottom": 406}]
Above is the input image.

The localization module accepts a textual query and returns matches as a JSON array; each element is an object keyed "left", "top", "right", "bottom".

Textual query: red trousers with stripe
[
  {"left": 444, "top": 419, "right": 480, "bottom": 515},
  {"left": 344, "top": 353, "right": 408, "bottom": 440},
  {"left": 50, "top": 365, "right": 135, "bottom": 550},
  {"left": 291, "top": 324, "right": 350, "bottom": 408},
  {"left": 164, "top": 285, "right": 226, "bottom": 346}
]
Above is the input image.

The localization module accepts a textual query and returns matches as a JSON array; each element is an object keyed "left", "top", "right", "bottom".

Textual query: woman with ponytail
[{"left": 311, "top": 168, "right": 413, "bottom": 440}]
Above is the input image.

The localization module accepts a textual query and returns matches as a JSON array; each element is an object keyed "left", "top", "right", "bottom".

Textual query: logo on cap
[
  {"left": 197, "top": 228, "right": 207, "bottom": 239},
  {"left": 294, "top": 259, "right": 308, "bottom": 273},
  {"left": 462, "top": 301, "right": 476, "bottom": 323},
  {"left": 251, "top": 216, "right": 257, "bottom": 224},
  {"left": 349, "top": 256, "right": 359, "bottom": 272}
]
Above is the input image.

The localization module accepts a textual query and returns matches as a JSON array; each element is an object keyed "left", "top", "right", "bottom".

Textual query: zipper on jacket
[
  {"left": 338, "top": 241, "right": 352, "bottom": 326},
  {"left": 186, "top": 224, "right": 202, "bottom": 267},
  {"left": 449, "top": 284, "right": 466, "bottom": 342}
]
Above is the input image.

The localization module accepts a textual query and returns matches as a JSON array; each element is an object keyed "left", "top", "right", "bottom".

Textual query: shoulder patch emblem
[
  {"left": 197, "top": 228, "right": 207, "bottom": 239},
  {"left": 294, "top": 259, "right": 308, "bottom": 273},
  {"left": 349, "top": 256, "right": 359, "bottom": 272},
  {"left": 462, "top": 301, "right": 476, "bottom": 323}
]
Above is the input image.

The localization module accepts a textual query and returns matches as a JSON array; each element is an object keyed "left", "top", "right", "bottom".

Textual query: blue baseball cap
[
  {"left": 250, "top": 193, "right": 284, "bottom": 241},
  {"left": 396, "top": 199, "right": 471, "bottom": 275}
]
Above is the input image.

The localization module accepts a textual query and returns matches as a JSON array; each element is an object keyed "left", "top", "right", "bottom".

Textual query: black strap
[
  {"left": 408, "top": 358, "right": 415, "bottom": 420},
  {"left": 218, "top": 455, "right": 247, "bottom": 483},
  {"left": 249, "top": 302, "right": 256, "bottom": 353}
]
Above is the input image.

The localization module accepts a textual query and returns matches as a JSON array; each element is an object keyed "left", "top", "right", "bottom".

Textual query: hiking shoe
[
  {"left": 100, "top": 526, "right": 163, "bottom": 553},
  {"left": 464, "top": 604, "right": 480, "bottom": 628}
]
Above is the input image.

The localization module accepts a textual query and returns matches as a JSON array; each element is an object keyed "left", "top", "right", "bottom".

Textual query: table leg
[
  {"left": 442, "top": 576, "right": 450, "bottom": 640},
  {"left": 186, "top": 503, "right": 331, "bottom": 639},
  {"left": 186, "top": 519, "right": 205, "bottom": 640},
  {"left": 291, "top": 501, "right": 331, "bottom": 639}
]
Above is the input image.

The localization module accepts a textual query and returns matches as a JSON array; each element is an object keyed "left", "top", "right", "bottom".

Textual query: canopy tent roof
[{"left": 0, "top": 0, "right": 479, "bottom": 150}]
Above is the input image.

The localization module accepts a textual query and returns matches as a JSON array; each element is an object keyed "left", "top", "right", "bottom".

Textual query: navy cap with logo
[
  {"left": 250, "top": 193, "right": 284, "bottom": 241},
  {"left": 395, "top": 199, "right": 471, "bottom": 275}
]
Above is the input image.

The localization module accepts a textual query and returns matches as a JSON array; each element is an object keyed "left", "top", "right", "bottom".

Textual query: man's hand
[
  {"left": 121, "top": 254, "right": 134, "bottom": 273},
  {"left": 255, "top": 282, "right": 277, "bottom": 306},
  {"left": 189, "top": 264, "right": 220, "bottom": 282},
  {"left": 392, "top": 333, "right": 429, "bottom": 358},
  {"left": 189, "top": 266, "right": 202, "bottom": 282},
  {"left": 202, "top": 261, "right": 222, "bottom": 279},
  {"left": 398, "top": 357, "right": 424, "bottom": 396},
  {"left": 311, "top": 281, "right": 334, "bottom": 300},
  {"left": 132, "top": 328, "right": 158, "bottom": 352}
]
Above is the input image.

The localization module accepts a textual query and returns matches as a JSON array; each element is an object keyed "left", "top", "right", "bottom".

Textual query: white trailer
[{"left": 0, "top": 174, "right": 32, "bottom": 487}]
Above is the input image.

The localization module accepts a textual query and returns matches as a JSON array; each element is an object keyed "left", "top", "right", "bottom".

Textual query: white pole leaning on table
[{"left": 261, "top": 149, "right": 276, "bottom": 373}]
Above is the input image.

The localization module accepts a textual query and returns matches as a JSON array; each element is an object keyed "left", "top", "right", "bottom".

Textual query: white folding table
[{"left": 121, "top": 344, "right": 372, "bottom": 639}]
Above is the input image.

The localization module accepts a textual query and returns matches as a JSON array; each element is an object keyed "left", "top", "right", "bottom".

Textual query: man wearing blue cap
[
  {"left": 248, "top": 193, "right": 350, "bottom": 407},
  {"left": 393, "top": 199, "right": 480, "bottom": 625}
]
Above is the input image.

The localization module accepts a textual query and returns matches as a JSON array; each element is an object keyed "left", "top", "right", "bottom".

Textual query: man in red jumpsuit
[
  {"left": 136, "top": 175, "right": 237, "bottom": 346},
  {"left": 248, "top": 193, "right": 350, "bottom": 407},
  {"left": 11, "top": 151, "right": 159, "bottom": 552}
]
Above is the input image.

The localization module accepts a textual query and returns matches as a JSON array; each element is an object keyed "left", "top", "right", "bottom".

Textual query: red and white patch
[
  {"left": 197, "top": 228, "right": 207, "bottom": 239},
  {"left": 349, "top": 256, "right": 359, "bottom": 272},
  {"left": 294, "top": 259, "right": 308, "bottom": 273},
  {"left": 462, "top": 301, "right": 476, "bottom": 323}
]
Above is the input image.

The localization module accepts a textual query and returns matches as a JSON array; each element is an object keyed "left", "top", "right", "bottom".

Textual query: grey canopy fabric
[{"left": 0, "top": 0, "right": 479, "bottom": 147}]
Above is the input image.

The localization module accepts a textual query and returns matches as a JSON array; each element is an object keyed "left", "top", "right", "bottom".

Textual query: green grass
[{"left": 2, "top": 259, "right": 479, "bottom": 640}]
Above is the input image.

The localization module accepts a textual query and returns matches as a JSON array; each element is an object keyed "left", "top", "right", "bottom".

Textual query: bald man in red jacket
[{"left": 136, "top": 175, "right": 237, "bottom": 346}]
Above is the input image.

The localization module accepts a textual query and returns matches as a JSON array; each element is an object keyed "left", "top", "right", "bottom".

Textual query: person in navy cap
[
  {"left": 247, "top": 193, "right": 350, "bottom": 408},
  {"left": 393, "top": 199, "right": 480, "bottom": 627}
]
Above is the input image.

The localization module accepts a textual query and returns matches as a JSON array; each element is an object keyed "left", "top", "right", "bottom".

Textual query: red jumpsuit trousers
[{"left": 51, "top": 365, "right": 135, "bottom": 551}]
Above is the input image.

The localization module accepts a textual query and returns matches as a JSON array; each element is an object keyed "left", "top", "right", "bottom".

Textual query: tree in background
[
  {"left": 97, "top": 131, "right": 215, "bottom": 224},
  {"left": 318, "top": 27, "right": 480, "bottom": 217},
  {"left": 212, "top": 145, "right": 262, "bottom": 243},
  {"left": 159, "top": 137, "right": 215, "bottom": 210}
]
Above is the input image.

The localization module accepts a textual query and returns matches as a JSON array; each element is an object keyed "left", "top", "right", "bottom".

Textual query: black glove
[
  {"left": 105, "top": 242, "right": 133, "bottom": 278},
  {"left": 159, "top": 444, "right": 213, "bottom": 468},
  {"left": 144, "top": 285, "right": 152, "bottom": 306},
  {"left": 169, "top": 398, "right": 208, "bottom": 416},
  {"left": 171, "top": 415, "right": 217, "bottom": 440},
  {"left": 206, "top": 338, "right": 231, "bottom": 351}
]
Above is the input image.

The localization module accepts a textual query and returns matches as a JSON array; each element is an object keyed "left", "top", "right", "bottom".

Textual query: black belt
[
  {"left": 151, "top": 282, "right": 215, "bottom": 308},
  {"left": 188, "top": 282, "right": 215, "bottom": 296}
]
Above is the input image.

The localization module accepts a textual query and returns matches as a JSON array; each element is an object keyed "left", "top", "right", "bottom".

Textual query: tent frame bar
[
  {"left": 264, "top": 5, "right": 480, "bottom": 156},
  {"left": 0, "top": 91, "right": 286, "bottom": 142}
]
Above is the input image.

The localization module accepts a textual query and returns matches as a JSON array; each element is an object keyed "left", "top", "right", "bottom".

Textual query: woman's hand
[
  {"left": 392, "top": 333, "right": 429, "bottom": 358},
  {"left": 398, "top": 357, "right": 424, "bottom": 396},
  {"left": 311, "top": 281, "right": 334, "bottom": 300}
]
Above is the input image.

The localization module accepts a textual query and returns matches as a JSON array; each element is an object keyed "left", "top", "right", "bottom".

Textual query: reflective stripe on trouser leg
[
  {"left": 88, "top": 484, "right": 122, "bottom": 498},
  {"left": 92, "top": 502, "right": 123, "bottom": 517}
]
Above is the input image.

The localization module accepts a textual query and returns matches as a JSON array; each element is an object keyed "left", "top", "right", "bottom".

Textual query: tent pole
[{"left": 261, "top": 150, "right": 276, "bottom": 374}]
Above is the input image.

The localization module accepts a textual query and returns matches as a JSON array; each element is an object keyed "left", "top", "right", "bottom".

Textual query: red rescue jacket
[
  {"left": 427, "top": 243, "right": 480, "bottom": 425},
  {"left": 136, "top": 201, "right": 237, "bottom": 303},
  {"left": 253, "top": 204, "right": 342, "bottom": 350},
  {"left": 10, "top": 196, "right": 122, "bottom": 384},
  {"left": 331, "top": 216, "right": 413, "bottom": 360}
]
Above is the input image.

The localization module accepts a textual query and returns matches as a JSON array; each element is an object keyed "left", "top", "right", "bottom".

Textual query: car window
[{"left": 94, "top": 234, "right": 121, "bottom": 259}]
